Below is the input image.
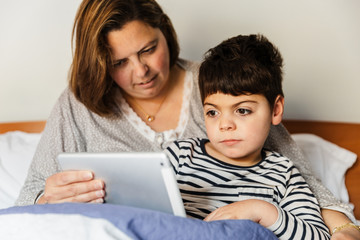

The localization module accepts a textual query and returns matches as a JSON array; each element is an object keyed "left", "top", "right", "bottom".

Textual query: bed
[
  {"left": 282, "top": 120, "right": 360, "bottom": 220},
  {"left": 0, "top": 120, "right": 359, "bottom": 239}
]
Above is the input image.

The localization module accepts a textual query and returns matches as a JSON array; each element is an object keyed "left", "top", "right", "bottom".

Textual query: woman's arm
[
  {"left": 322, "top": 209, "right": 360, "bottom": 240},
  {"left": 16, "top": 89, "right": 85, "bottom": 205}
]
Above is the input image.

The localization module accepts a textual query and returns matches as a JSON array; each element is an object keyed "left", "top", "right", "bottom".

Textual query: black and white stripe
[{"left": 165, "top": 138, "right": 330, "bottom": 240}]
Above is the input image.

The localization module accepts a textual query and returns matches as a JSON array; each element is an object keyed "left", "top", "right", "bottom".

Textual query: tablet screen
[{"left": 57, "top": 152, "right": 186, "bottom": 217}]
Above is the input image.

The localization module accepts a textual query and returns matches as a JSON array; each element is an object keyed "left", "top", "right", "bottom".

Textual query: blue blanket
[{"left": 0, "top": 203, "right": 277, "bottom": 239}]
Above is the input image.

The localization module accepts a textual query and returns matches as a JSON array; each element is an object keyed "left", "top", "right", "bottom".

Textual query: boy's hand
[{"left": 204, "top": 199, "right": 278, "bottom": 227}]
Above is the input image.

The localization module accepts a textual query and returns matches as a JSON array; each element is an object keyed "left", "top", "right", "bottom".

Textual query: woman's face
[{"left": 107, "top": 20, "right": 171, "bottom": 99}]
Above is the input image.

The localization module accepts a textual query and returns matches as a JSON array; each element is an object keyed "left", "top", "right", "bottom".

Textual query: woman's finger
[
  {"left": 48, "top": 170, "right": 94, "bottom": 186},
  {"left": 51, "top": 188, "right": 105, "bottom": 204},
  {"left": 60, "top": 179, "right": 104, "bottom": 199},
  {"left": 43, "top": 171, "right": 105, "bottom": 203}
]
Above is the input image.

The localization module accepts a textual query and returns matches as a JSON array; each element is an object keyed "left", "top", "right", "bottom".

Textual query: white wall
[
  {"left": 0, "top": 0, "right": 81, "bottom": 122},
  {"left": 1, "top": 0, "right": 359, "bottom": 123}
]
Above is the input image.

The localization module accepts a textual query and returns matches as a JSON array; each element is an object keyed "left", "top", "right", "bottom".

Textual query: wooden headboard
[
  {"left": 283, "top": 120, "right": 360, "bottom": 220},
  {"left": 0, "top": 121, "right": 46, "bottom": 134},
  {"left": 1, "top": 120, "right": 359, "bottom": 219}
]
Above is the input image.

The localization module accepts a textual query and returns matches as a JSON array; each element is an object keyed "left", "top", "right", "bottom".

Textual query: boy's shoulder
[
  {"left": 262, "top": 149, "right": 294, "bottom": 166},
  {"left": 167, "top": 138, "right": 209, "bottom": 154},
  {"left": 165, "top": 138, "right": 206, "bottom": 162},
  {"left": 171, "top": 137, "right": 205, "bottom": 148}
]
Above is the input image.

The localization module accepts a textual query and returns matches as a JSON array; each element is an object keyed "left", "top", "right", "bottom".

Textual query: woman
[{"left": 16, "top": 0, "right": 359, "bottom": 238}]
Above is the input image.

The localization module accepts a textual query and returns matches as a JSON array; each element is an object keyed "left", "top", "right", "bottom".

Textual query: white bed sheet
[{"left": 0, "top": 131, "right": 41, "bottom": 208}]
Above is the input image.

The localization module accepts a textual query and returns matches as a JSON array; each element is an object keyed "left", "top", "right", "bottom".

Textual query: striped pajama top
[{"left": 165, "top": 138, "right": 330, "bottom": 240}]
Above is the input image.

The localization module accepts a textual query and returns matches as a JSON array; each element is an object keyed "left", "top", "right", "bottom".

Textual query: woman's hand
[
  {"left": 37, "top": 171, "right": 105, "bottom": 204},
  {"left": 331, "top": 227, "right": 360, "bottom": 240},
  {"left": 204, "top": 199, "right": 278, "bottom": 227},
  {"left": 321, "top": 209, "right": 360, "bottom": 240}
]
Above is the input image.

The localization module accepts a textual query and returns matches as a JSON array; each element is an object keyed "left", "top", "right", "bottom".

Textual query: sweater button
[{"left": 157, "top": 135, "right": 163, "bottom": 144}]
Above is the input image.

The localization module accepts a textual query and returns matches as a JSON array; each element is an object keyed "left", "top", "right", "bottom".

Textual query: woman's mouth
[
  {"left": 139, "top": 78, "right": 153, "bottom": 85},
  {"left": 137, "top": 74, "right": 157, "bottom": 87}
]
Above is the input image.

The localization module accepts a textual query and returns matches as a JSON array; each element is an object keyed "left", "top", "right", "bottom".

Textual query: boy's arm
[
  {"left": 204, "top": 199, "right": 278, "bottom": 227},
  {"left": 205, "top": 163, "right": 331, "bottom": 239},
  {"left": 269, "top": 164, "right": 331, "bottom": 239}
]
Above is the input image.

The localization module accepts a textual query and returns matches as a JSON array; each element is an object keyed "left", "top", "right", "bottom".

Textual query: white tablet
[{"left": 57, "top": 152, "right": 186, "bottom": 217}]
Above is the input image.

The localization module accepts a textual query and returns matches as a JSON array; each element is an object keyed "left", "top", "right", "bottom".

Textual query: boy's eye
[
  {"left": 205, "top": 110, "right": 219, "bottom": 117},
  {"left": 237, "top": 108, "right": 251, "bottom": 115}
]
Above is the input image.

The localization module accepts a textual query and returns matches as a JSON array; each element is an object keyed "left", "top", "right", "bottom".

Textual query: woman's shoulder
[
  {"left": 48, "top": 86, "right": 98, "bottom": 124},
  {"left": 177, "top": 58, "right": 200, "bottom": 72},
  {"left": 53, "top": 87, "right": 84, "bottom": 113},
  {"left": 56, "top": 86, "right": 77, "bottom": 104},
  {"left": 177, "top": 59, "right": 201, "bottom": 95}
]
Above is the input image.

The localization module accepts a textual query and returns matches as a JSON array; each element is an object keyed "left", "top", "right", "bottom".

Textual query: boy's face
[{"left": 203, "top": 92, "right": 283, "bottom": 166}]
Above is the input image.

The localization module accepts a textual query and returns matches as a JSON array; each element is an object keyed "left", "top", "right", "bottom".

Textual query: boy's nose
[{"left": 219, "top": 118, "right": 236, "bottom": 131}]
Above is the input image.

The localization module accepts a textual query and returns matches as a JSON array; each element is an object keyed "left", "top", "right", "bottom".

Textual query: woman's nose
[{"left": 134, "top": 58, "right": 149, "bottom": 77}]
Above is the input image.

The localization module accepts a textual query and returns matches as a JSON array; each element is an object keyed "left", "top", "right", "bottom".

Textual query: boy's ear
[{"left": 271, "top": 95, "right": 284, "bottom": 125}]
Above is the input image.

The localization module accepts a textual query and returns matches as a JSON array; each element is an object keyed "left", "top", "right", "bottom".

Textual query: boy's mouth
[{"left": 220, "top": 139, "right": 241, "bottom": 146}]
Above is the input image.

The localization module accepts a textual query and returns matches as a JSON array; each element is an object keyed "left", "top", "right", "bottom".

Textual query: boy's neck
[{"left": 204, "top": 141, "right": 262, "bottom": 167}]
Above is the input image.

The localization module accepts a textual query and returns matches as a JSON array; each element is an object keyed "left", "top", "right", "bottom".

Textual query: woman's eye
[
  {"left": 113, "top": 59, "right": 128, "bottom": 68},
  {"left": 237, "top": 108, "right": 251, "bottom": 115},
  {"left": 206, "top": 110, "right": 218, "bottom": 117},
  {"left": 142, "top": 45, "right": 156, "bottom": 54}
]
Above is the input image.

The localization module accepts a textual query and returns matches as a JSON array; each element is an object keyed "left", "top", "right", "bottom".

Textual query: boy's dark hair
[{"left": 199, "top": 34, "right": 284, "bottom": 109}]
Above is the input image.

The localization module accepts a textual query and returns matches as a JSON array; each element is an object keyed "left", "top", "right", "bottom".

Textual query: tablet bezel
[{"left": 57, "top": 152, "right": 186, "bottom": 217}]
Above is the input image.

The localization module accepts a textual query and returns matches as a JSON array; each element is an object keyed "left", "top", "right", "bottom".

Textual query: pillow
[
  {"left": 0, "top": 131, "right": 41, "bottom": 209},
  {"left": 291, "top": 133, "right": 357, "bottom": 204}
]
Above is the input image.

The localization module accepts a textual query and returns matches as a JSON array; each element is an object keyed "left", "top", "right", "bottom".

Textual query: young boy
[{"left": 165, "top": 34, "right": 330, "bottom": 239}]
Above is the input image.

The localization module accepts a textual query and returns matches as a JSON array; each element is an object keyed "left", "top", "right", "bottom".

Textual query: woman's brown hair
[{"left": 70, "top": 0, "right": 179, "bottom": 117}]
